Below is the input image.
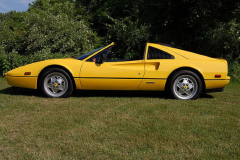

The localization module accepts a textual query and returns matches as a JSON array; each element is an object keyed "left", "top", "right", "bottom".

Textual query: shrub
[
  {"left": 107, "top": 17, "right": 150, "bottom": 59},
  {"left": 228, "top": 59, "right": 240, "bottom": 82},
  {"left": 0, "top": 47, "right": 73, "bottom": 74},
  {"left": 0, "top": 2, "right": 101, "bottom": 74}
]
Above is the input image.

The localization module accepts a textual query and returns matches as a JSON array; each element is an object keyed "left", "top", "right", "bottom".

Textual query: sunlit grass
[{"left": 0, "top": 77, "right": 239, "bottom": 159}]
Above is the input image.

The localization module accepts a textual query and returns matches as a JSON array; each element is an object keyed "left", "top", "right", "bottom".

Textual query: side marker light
[{"left": 24, "top": 72, "right": 31, "bottom": 75}]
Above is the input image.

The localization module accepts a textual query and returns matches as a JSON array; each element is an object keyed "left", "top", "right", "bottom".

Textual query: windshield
[{"left": 76, "top": 45, "right": 107, "bottom": 60}]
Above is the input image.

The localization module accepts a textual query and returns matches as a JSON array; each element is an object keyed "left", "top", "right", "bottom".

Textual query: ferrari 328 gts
[{"left": 4, "top": 42, "right": 230, "bottom": 100}]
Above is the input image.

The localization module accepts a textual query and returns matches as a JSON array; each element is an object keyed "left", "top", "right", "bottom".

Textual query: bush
[
  {"left": 228, "top": 59, "right": 240, "bottom": 82},
  {"left": 201, "top": 19, "right": 240, "bottom": 60},
  {"left": 107, "top": 17, "right": 150, "bottom": 59},
  {"left": 0, "top": 1, "right": 101, "bottom": 74},
  {"left": 0, "top": 46, "right": 10, "bottom": 75},
  {"left": 0, "top": 47, "right": 72, "bottom": 74}
]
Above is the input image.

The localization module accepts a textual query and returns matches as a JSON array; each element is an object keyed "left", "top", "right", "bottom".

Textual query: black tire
[
  {"left": 168, "top": 70, "right": 202, "bottom": 100},
  {"left": 39, "top": 68, "right": 73, "bottom": 98}
]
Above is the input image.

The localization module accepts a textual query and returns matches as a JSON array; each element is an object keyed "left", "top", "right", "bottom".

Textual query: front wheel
[
  {"left": 39, "top": 68, "right": 73, "bottom": 98},
  {"left": 169, "top": 70, "right": 202, "bottom": 100}
]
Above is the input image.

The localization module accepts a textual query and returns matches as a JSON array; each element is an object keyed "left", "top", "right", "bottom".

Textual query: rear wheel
[
  {"left": 39, "top": 68, "right": 73, "bottom": 98},
  {"left": 169, "top": 70, "right": 202, "bottom": 100}
]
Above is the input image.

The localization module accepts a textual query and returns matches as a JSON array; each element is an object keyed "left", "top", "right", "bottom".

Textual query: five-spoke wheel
[
  {"left": 169, "top": 70, "right": 202, "bottom": 100},
  {"left": 39, "top": 68, "right": 73, "bottom": 98}
]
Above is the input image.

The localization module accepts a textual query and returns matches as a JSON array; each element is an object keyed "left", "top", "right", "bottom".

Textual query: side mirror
[
  {"left": 95, "top": 58, "right": 103, "bottom": 64},
  {"left": 95, "top": 55, "right": 104, "bottom": 64}
]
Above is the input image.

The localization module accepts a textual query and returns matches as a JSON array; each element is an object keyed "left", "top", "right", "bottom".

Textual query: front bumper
[{"left": 5, "top": 76, "right": 38, "bottom": 89}]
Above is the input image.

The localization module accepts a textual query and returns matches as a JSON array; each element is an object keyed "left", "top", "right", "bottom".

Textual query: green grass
[{"left": 0, "top": 77, "right": 239, "bottom": 159}]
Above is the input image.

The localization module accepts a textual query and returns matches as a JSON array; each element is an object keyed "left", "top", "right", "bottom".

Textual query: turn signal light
[
  {"left": 215, "top": 74, "right": 221, "bottom": 78},
  {"left": 24, "top": 72, "right": 31, "bottom": 75}
]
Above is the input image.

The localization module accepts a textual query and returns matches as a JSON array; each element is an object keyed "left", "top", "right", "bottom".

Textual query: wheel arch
[
  {"left": 37, "top": 65, "right": 76, "bottom": 90},
  {"left": 165, "top": 67, "right": 206, "bottom": 92}
]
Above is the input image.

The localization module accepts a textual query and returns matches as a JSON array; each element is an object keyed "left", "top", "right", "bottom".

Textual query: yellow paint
[
  {"left": 205, "top": 77, "right": 230, "bottom": 89},
  {"left": 54, "top": 83, "right": 58, "bottom": 87},
  {"left": 5, "top": 42, "right": 230, "bottom": 92},
  {"left": 5, "top": 76, "right": 37, "bottom": 89},
  {"left": 74, "top": 78, "right": 81, "bottom": 90},
  {"left": 137, "top": 79, "right": 166, "bottom": 91},
  {"left": 80, "top": 60, "right": 144, "bottom": 90},
  {"left": 6, "top": 58, "right": 83, "bottom": 77},
  {"left": 80, "top": 78, "right": 142, "bottom": 90}
]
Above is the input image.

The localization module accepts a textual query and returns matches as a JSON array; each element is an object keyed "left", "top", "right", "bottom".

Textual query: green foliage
[
  {"left": 29, "top": 0, "right": 76, "bottom": 18},
  {"left": 25, "top": 9, "right": 98, "bottom": 54},
  {"left": 0, "top": 46, "right": 10, "bottom": 75},
  {"left": 0, "top": 2, "right": 100, "bottom": 55},
  {"left": 0, "top": 47, "right": 72, "bottom": 74},
  {"left": 107, "top": 17, "right": 150, "bottom": 59},
  {"left": 0, "top": 11, "right": 28, "bottom": 54},
  {"left": 199, "top": 18, "right": 240, "bottom": 60},
  {"left": 0, "top": 1, "right": 101, "bottom": 73},
  {"left": 228, "top": 59, "right": 240, "bottom": 82}
]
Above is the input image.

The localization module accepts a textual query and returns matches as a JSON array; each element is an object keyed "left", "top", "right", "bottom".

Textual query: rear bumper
[
  {"left": 205, "top": 77, "right": 230, "bottom": 90},
  {"left": 5, "top": 76, "right": 38, "bottom": 89}
]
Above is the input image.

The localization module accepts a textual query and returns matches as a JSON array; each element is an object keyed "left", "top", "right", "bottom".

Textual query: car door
[
  {"left": 80, "top": 45, "right": 145, "bottom": 90},
  {"left": 137, "top": 43, "right": 175, "bottom": 91}
]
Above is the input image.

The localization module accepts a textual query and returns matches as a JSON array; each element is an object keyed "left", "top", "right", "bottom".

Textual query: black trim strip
[
  {"left": 146, "top": 82, "right": 155, "bottom": 84},
  {"left": 74, "top": 77, "right": 166, "bottom": 80},
  {"left": 205, "top": 79, "right": 230, "bottom": 81}
]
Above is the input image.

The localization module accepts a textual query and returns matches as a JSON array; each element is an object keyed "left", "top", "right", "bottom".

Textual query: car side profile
[{"left": 4, "top": 42, "right": 230, "bottom": 100}]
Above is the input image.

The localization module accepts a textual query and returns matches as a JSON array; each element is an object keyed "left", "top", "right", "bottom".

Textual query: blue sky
[{"left": 0, "top": 0, "right": 35, "bottom": 13}]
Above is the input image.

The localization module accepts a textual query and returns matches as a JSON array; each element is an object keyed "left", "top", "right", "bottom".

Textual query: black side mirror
[
  {"left": 95, "top": 59, "right": 103, "bottom": 64},
  {"left": 95, "top": 55, "right": 104, "bottom": 64}
]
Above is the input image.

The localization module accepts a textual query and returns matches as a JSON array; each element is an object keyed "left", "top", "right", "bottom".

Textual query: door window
[
  {"left": 87, "top": 45, "right": 145, "bottom": 62},
  {"left": 87, "top": 46, "right": 112, "bottom": 62}
]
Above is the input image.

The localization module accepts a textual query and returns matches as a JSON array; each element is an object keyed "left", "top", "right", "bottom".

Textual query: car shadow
[
  {"left": 74, "top": 90, "right": 166, "bottom": 98},
  {"left": 200, "top": 93, "right": 214, "bottom": 99},
  {"left": 75, "top": 90, "right": 214, "bottom": 99},
  {"left": 0, "top": 87, "right": 42, "bottom": 97},
  {"left": 0, "top": 87, "right": 214, "bottom": 99},
  {"left": 0, "top": 87, "right": 165, "bottom": 98}
]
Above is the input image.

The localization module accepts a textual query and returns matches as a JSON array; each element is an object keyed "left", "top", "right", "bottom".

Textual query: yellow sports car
[{"left": 4, "top": 42, "right": 230, "bottom": 100}]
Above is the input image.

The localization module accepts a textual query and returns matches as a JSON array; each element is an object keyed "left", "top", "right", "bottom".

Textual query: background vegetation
[{"left": 0, "top": 0, "right": 240, "bottom": 81}]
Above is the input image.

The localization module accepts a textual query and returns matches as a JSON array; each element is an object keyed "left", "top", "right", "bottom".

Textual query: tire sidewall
[
  {"left": 39, "top": 68, "right": 73, "bottom": 98},
  {"left": 169, "top": 70, "right": 202, "bottom": 100}
]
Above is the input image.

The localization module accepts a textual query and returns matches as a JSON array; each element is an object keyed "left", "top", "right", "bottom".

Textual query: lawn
[{"left": 0, "top": 77, "right": 239, "bottom": 159}]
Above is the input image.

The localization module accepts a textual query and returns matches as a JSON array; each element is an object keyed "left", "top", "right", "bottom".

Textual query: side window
[
  {"left": 87, "top": 46, "right": 112, "bottom": 62},
  {"left": 147, "top": 46, "right": 174, "bottom": 59},
  {"left": 86, "top": 44, "right": 146, "bottom": 62}
]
